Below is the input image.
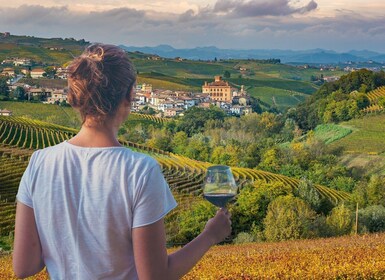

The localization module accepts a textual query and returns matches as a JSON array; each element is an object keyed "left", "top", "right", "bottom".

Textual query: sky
[{"left": 1, "top": 0, "right": 385, "bottom": 53}]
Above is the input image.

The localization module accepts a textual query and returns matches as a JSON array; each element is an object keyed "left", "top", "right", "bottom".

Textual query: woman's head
[{"left": 67, "top": 44, "right": 136, "bottom": 123}]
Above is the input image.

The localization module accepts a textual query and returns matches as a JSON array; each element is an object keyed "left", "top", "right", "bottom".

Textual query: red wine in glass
[{"left": 203, "top": 165, "right": 237, "bottom": 208}]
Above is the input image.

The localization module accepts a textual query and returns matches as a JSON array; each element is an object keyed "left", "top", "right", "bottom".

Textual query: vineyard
[
  {"left": 1, "top": 232, "right": 385, "bottom": 279},
  {"left": 130, "top": 113, "right": 171, "bottom": 124},
  {"left": 0, "top": 116, "right": 350, "bottom": 240},
  {"left": 362, "top": 86, "right": 385, "bottom": 114}
]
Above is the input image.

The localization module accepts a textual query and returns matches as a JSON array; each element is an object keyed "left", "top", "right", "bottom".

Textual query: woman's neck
[{"left": 68, "top": 119, "right": 121, "bottom": 148}]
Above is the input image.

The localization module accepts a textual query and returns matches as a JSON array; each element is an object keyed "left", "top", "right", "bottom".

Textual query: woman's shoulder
[{"left": 122, "top": 149, "right": 159, "bottom": 170}]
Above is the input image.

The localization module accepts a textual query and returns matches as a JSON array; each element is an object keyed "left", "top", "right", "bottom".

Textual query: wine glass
[{"left": 203, "top": 165, "right": 237, "bottom": 208}]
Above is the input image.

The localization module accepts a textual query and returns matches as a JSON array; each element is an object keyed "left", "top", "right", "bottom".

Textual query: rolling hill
[{"left": 0, "top": 34, "right": 348, "bottom": 109}]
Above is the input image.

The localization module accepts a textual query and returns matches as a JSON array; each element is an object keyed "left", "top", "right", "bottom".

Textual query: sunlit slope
[{"left": 0, "top": 116, "right": 350, "bottom": 236}]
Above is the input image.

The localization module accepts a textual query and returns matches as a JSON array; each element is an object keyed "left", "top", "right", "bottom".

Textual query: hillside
[
  {"left": 322, "top": 114, "right": 385, "bottom": 176},
  {"left": 0, "top": 114, "right": 349, "bottom": 243},
  {"left": 0, "top": 35, "right": 88, "bottom": 65},
  {"left": 0, "top": 34, "right": 348, "bottom": 109}
]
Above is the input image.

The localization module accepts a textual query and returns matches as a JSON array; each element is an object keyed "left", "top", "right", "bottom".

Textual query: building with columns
[{"left": 202, "top": 76, "right": 232, "bottom": 102}]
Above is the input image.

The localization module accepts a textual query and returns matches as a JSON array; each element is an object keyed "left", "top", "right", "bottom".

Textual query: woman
[{"left": 13, "top": 44, "right": 231, "bottom": 279}]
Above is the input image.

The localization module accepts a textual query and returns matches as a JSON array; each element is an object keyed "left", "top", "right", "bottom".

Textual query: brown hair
[{"left": 67, "top": 43, "right": 136, "bottom": 123}]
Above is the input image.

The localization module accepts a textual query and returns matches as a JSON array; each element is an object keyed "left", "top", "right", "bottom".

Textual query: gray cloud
[
  {"left": 0, "top": 4, "right": 384, "bottom": 52},
  {"left": 213, "top": 0, "right": 318, "bottom": 17}
]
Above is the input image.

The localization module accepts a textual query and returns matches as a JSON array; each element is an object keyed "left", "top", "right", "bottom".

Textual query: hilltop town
[{"left": 0, "top": 61, "right": 252, "bottom": 117}]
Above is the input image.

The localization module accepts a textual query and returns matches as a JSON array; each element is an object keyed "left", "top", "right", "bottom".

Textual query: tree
[
  {"left": 223, "top": 70, "right": 231, "bottom": 79},
  {"left": 366, "top": 175, "right": 385, "bottom": 207},
  {"left": 0, "top": 77, "right": 10, "bottom": 97},
  {"left": 177, "top": 107, "right": 226, "bottom": 136},
  {"left": 325, "top": 204, "right": 353, "bottom": 236},
  {"left": 171, "top": 131, "right": 188, "bottom": 155},
  {"left": 295, "top": 179, "right": 321, "bottom": 212},
  {"left": 175, "top": 200, "right": 216, "bottom": 243},
  {"left": 358, "top": 205, "right": 385, "bottom": 233},
  {"left": 14, "top": 86, "right": 26, "bottom": 101},
  {"left": 263, "top": 195, "right": 316, "bottom": 241}
]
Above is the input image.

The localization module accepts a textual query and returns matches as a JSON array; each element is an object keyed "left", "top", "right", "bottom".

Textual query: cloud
[
  {"left": 213, "top": 0, "right": 318, "bottom": 17},
  {"left": 0, "top": 3, "right": 384, "bottom": 52}
]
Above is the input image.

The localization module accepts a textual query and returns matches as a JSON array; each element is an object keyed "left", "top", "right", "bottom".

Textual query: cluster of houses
[
  {"left": 132, "top": 76, "right": 252, "bottom": 117},
  {"left": 0, "top": 61, "right": 68, "bottom": 80},
  {"left": 1, "top": 68, "right": 252, "bottom": 117}
]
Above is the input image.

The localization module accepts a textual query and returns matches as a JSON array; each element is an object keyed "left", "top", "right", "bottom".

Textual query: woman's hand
[{"left": 203, "top": 208, "right": 232, "bottom": 245}]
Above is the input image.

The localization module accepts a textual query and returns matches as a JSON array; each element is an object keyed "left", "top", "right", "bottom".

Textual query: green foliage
[
  {"left": 325, "top": 204, "right": 353, "bottom": 236},
  {"left": 366, "top": 175, "right": 385, "bottom": 207},
  {"left": 231, "top": 182, "right": 291, "bottom": 235},
  {"left": 13, "top": 86, "right": 26, "bottom": 101},
  {"left": 0, "top": 77, "right": 10, "bottom": 97},
  {"left": 329, "top": 176, "right": 356, "bottom": 193},
  {"left": 171, "top": 131, "right": 188, "bottom": 154},
  {"left": 294, "top": 69, "right": 385, "bottom": 130},
  {"left": 175, "top": 200, "right": 216, "bottom": 243},
  {"left": 263, "top": 195, "right": 317, "bottom": 241},
  {"left": 223, "top": 70, "right": 231, "bottom": 79},
  {"left": 185, "top": 134, "right": 211, "bottom": 161},
  {"left": 313, "top": 124, "right": 352, "bottom": 144},
  {"left": 358, "top": 205, "right": 385, "bottom": 233},
  {"left": 233, "top": 232, "right": 255, "bottom": 244},
  {"left": 258, "top": 147, "right": 283, "bottom": 173},
  {"left": 177, "top": 106, "right": 226, "bottom": 136},
  {"left": 295, "top": 179, "right": 322, "bottom": 212}
]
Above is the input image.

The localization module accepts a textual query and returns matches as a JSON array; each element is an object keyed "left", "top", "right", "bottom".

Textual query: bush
[
  {"left": 233, "top": 232, "right": 255, "bottom": 244},
  {"left": 326, "top": 204, "right": 353, "bottom": 236},
  {"left": 295, "top": 178, "right": 321, "bottom": 212},
  {"left": 174, "top": 200, "right": 216, "bottom": 244},
  {"left": 358, "top": 205, "right": 385, "bottom": 233},
  {"left": 231, "top": 181, "right": 291, "bottom": 235},
  {"left": 263, "top": 195, "right": 317, "bottom": 241}
]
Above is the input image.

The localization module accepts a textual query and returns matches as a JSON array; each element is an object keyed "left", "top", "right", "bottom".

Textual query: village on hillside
[{"left": 0, "top": 58, "right": 253, "bottom": 117}]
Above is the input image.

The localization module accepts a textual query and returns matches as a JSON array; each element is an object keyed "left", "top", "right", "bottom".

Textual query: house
[
  {"left": 158, "top": 101, "right": 175, "bottom": 112},
  {"left": 243, "top": 106, "right": 253, "bottom": 115},
  {"left": 230, "top": 105, "right": 243, "bottom": 116},
  {"left": 141, "top": 83, "right": 153, "bottom": 93},
  {"left": 202, "top": 76, "right": 232, "bottom": 102},
  {"left": 47, "top": 90, "right": 67, "bottom": 104},
  {"left": 13, "top": 58, "right": 31, "bottom": 67},
  {"left": 30, "top": 68, "right": 46, "bottom": 78},
  {"left": 2, "top": 67, "right": 15, "bottom": 77},
  {"left": 164, "top": 107, "right": 184, "bottom": 117},
  {"left": 27, "top": 88, "right": 53, "bottom": 100},
  {"left": 0, "top": 109, "right": 12, "bottom": 116},
  {"left": 135, "top": 92, "right": 148, "bottom": 105},
  {"left": 323, "top": 76, "right": 340, "bottom": 82},
  {"left": 150, "top": 95, "right": 167, "bottom": 106},
  {"left": 55, "top": 67, "right": 68, "bottom": 79},
  {"left": 181, "top": 97, "right": 199, "bottom": 109}
]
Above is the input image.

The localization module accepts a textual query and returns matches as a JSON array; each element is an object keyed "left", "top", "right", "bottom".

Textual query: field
[
  {"left": 328, "top": 114, "right": 385, "bottom": 155},
  {"left": 0, "top": 35, "right": 87, "bottom": 65},
  {"left": 1, "top": 232, "right": 385, "bottom": 279},
  {"left": 313, "top": 124, "right": 353, "bottom": 144},
  {"left": 0, "top": 101, "right": 81, "bottom": 129}
]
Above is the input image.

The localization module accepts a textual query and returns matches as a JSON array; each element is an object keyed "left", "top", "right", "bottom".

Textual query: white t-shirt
[{"left": 17, "top": 141, "right": 177, "bottom": 280}]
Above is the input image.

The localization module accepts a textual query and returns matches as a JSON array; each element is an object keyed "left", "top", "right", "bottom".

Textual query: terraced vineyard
[
  {"left": 0, "top": 116, "right": 350, "bottom": 239},
  {"left": 130, "top": 113, "right": 171, "bottom": 124},
  {"left": 362, "top": 86, "right": 385, "bottom": 113}
]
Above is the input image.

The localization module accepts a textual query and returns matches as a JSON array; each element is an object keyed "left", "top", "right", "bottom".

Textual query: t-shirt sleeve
[
  {"left": 16, "top": 153, "right": 36, "bottom": 208},
  {"left": 132, "top": 162, "right": 177, "bottom": 228}
]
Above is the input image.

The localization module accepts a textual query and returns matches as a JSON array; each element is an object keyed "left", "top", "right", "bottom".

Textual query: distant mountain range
[{"left": 121, "top": 44, "right": 385, "bottom": 64}]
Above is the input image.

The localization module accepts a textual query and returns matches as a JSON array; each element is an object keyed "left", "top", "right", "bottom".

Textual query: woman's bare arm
[
  {"left": 133, "top": 208, "right": 231, "bottom": 280},
  {"left": 13, "top": 202, "right": 45, "bottom": 279}
]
